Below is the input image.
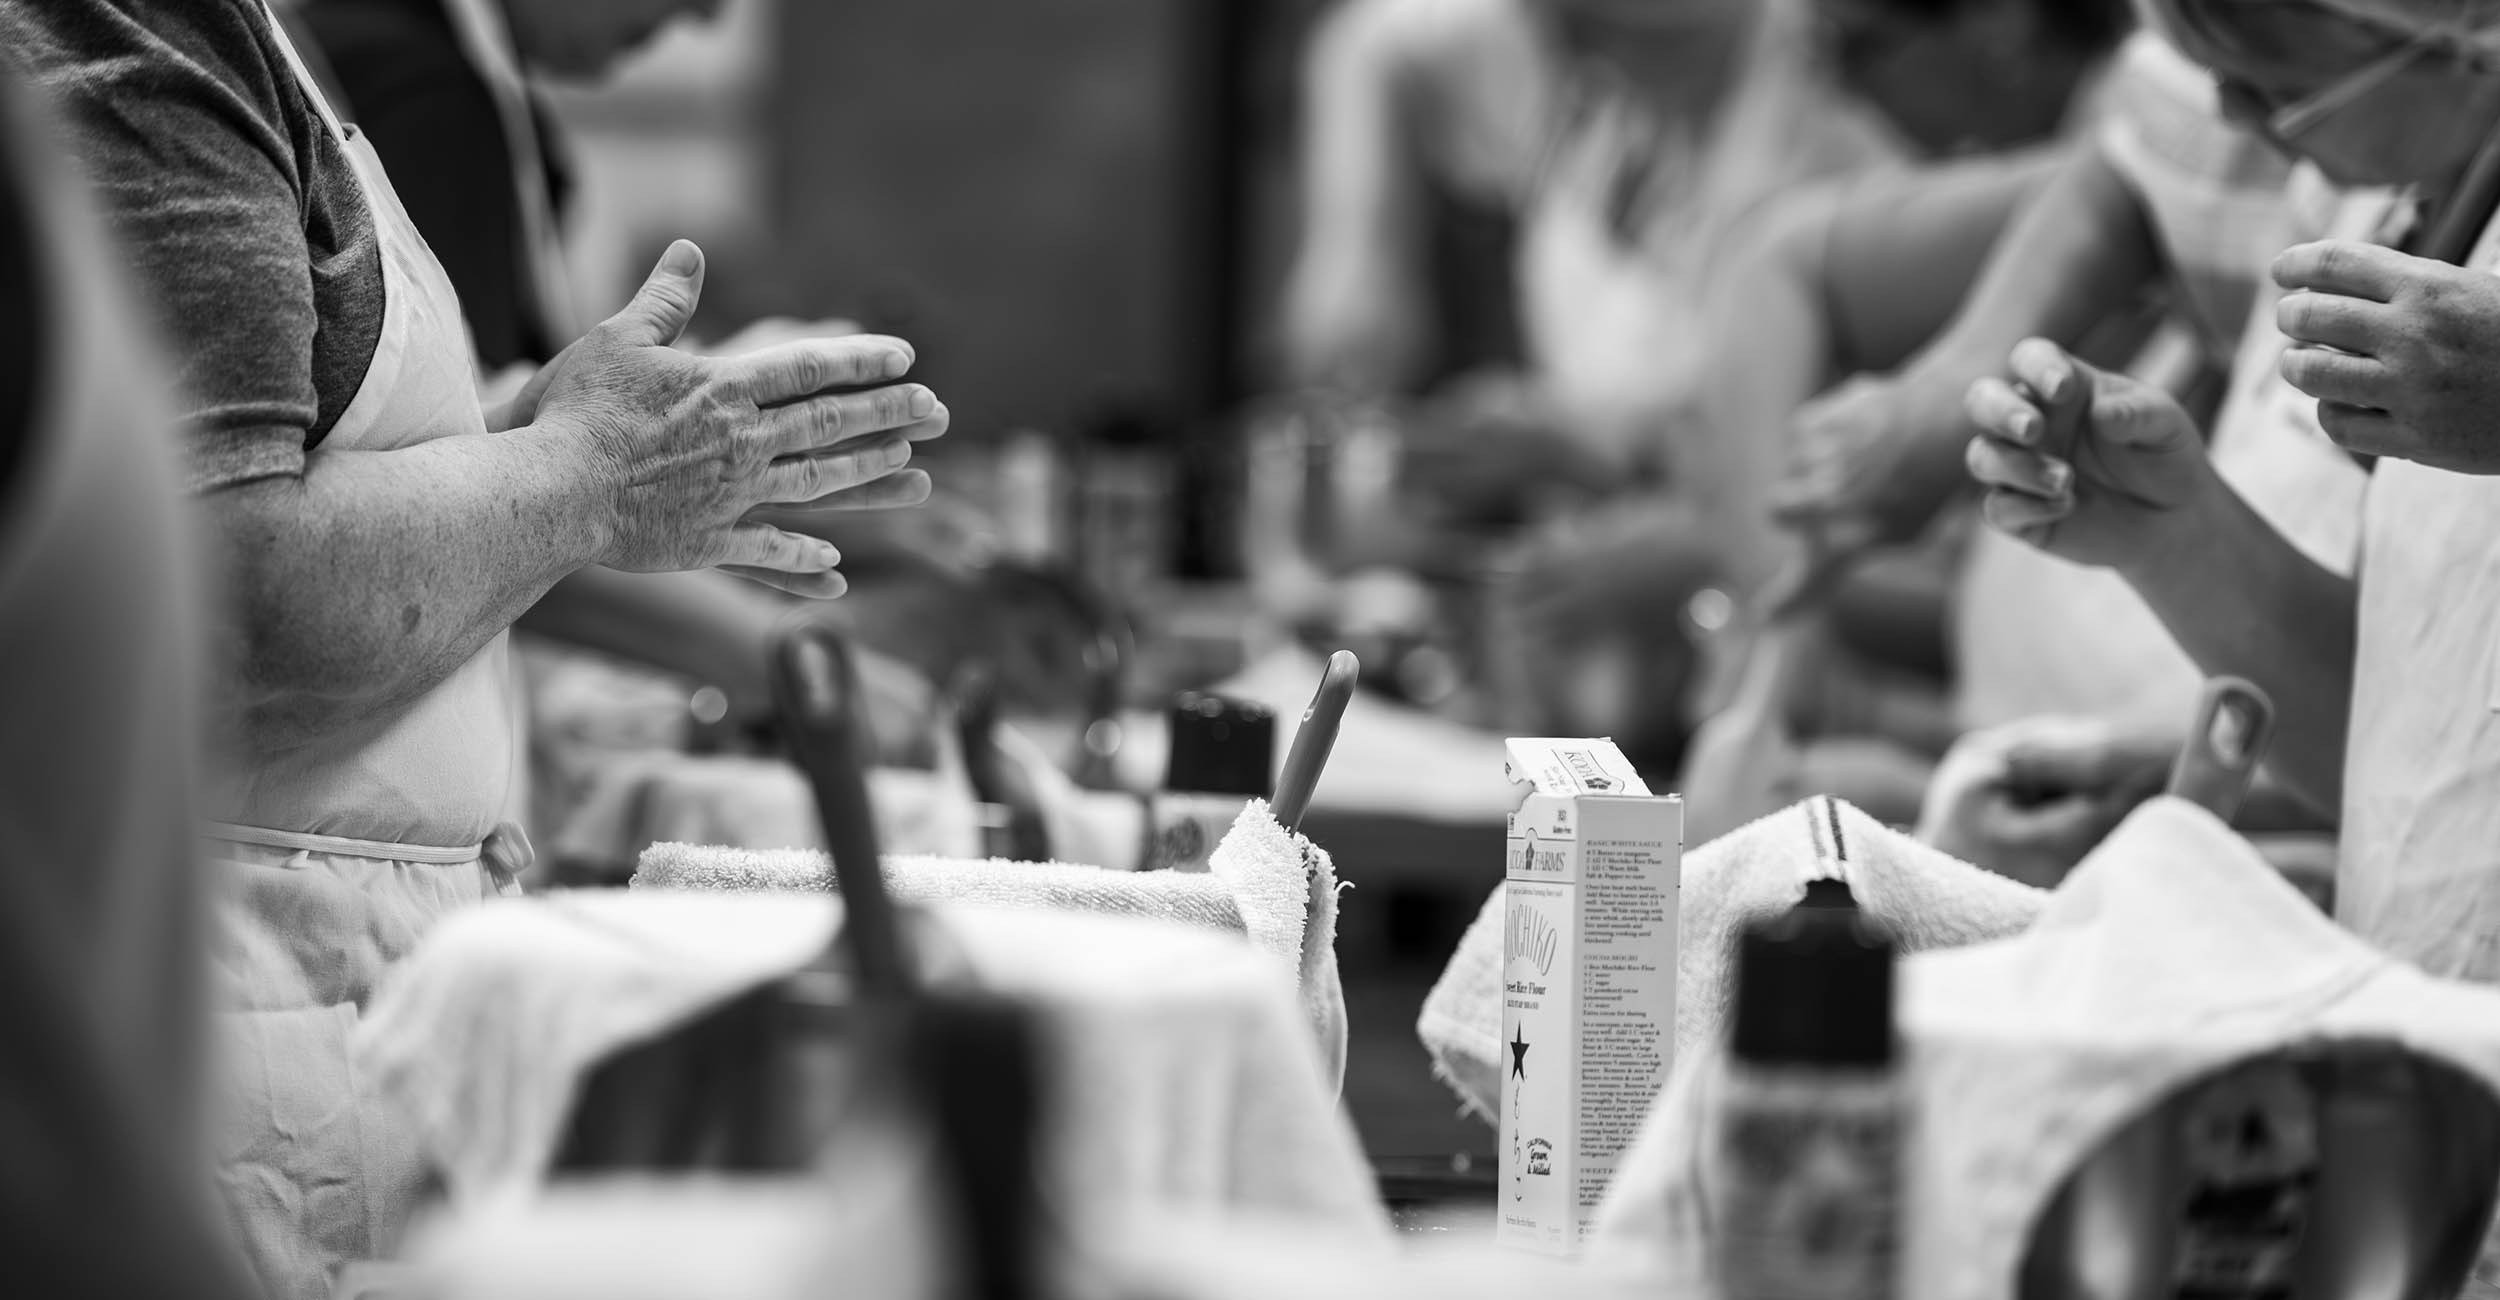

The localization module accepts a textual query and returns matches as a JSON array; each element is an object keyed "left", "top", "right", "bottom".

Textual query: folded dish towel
[
  {"left": 355, "top": 894, "right": 1382, "bottom": 1234},
  {"left": 406, "top": 1187, "right": 1663, "bottom": 1300},
  {"left": 632, "top": 799, "right": 1345, "bottom": 1085},
  {"left": 1593, "top": 797, "right": 2500, "bottom": 1300},
  {"left": 1416, "top": 796, "right": 2046, "bottom": 1123}
]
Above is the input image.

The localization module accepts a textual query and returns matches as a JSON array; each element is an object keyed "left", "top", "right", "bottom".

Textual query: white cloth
[
  {"left": 2343, "top": 459, "right": 2500, "bottom": 979},
  {"left": 1417, "top": 798, "right": 2044, "bottom": 1123},
  {"left": 354, "top": 894, "right": 1386, "bottom": 1234},
  {"left": 210, "top": 13, "right": 520, "bottom": 1300},
  {"left": 1593, "top": 798, "right": 2500, "bottom": 1300},
  {"left": 2334, "top": 205, "right": 2500, "bottom": 985},
  {"left": 403, "top": 1189, "right": 1676, "bottom": 1300},
  {"left": 631, "top": 800, "right": 1349, "bottom": 1083}
]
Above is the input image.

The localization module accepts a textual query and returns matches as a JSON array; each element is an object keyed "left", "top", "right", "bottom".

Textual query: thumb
[
  {"left": 2087, "top": 375, "right": 2200, "bottom": 455},
  {"left": 611, "top": 239, "right": 706, "bottom": 346}
]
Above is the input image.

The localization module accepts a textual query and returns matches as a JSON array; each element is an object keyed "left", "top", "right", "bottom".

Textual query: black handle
[{"left": 772, "top": 621, "right": 914, "bottom": 999}]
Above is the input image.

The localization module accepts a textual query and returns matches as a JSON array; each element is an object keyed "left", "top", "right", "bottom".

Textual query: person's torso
[
  {"left": 212, "top": 4, "right": 515, "bottom": 846},
  {"left": 2340, "top": 213, "right": 2500, "bottom": 981}
]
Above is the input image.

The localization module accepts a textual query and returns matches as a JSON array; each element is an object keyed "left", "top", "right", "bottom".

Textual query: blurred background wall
[{"left": 546, "top": 0, "right": 1328, "bottom": 447}]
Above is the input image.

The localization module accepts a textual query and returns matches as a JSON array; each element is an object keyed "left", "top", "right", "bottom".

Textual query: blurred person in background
[
  {"left": 0, "top": 58, "right": 258, "bottom": 1300},
  {"left": 1963, "top": 0, "right": 2500, "bottom": 970},
  {"left": 0, "top": 0, "right": 945, "bottom": 1293},
  {"left": 1316, "top": 0, "right": 2130, "bottom": 770},
  {"left": 1280, "top": 0, "right": 2124, "bottom": 529},
  {"left": 1669, "top": 22, "right": 2341, "bottom": 853}
]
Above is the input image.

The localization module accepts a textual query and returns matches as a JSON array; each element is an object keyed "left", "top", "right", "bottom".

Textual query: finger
[
  {"left": 728, "top": 335, "right": 919, "bottom": 404},
  {"left": 1766, "top": 461, "right": 1844, "bottom": 524},
  {"left": 1981, "top": 487, "right": 2071, "bottom": 539},
  {"left": 2088, "top": 380, "right": 2205, "bottom": 454},
  {"left": 1965, "top": 434, "right": 2071, "bottom": 501},
  {"left": 2271, "top": 239, "right": 2409, "bottom": 302},
  {"left": 1965, "top": 376, "right": 2048, "bottom": 447},
  {"left": 607, "top": 240, "right": 707, "bottom": 347},
  {"left": 774, "top": 468, "right": 935, "bottom": 513},
  {"left": 2315, "top": 400, "right": 2421, "bottom": 459},
  {"left": 2275, "top": 290, "right": 2393, "bottom": 355},
  {"left": 757, "top": 437, "right": 913, "bottom": 505},
  {"left": 2278, "top": 345, "right": 2395, "bottom": 409},
  {"left": 752, "top": 385, "right": 939, "bottom": 457},
  {"left": 720, "top": 563, "right": 849, "bottom": 600},
  {"left": 2009, "top": 338, "right": 2091, "bottom": 454},
  {"left": 714, "top": 523, "right": 841, "bottom": 575},
  {"left": 2002, "top": 734, "right": 2132, "bottom": 795}
]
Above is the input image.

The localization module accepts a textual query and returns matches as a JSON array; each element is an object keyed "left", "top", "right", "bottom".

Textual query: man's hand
[
  {"left": 524, "top": 241, "right": 948, "bottom": 598},
  {"left": 2273, "top": 239, "right": 2500, "bottom": 474},
  {"left": 1916, "top": 715, "right": 2171, "bottom": 888},
  {"left": 1963, "top": 339, "right": 2217, "bottom": 576}
]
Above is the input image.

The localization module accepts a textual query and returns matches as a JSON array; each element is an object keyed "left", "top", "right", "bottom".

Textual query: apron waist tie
[{"left": 207, "top": 820, "right": 536, "bottom": 888}]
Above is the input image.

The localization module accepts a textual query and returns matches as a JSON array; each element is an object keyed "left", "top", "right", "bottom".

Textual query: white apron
[
  {"left": 208, "top": 12, "right": 527, "bottom": 1300},
  {"left": 2341, "top": 464, "right": 2500, "bottom": 981}
]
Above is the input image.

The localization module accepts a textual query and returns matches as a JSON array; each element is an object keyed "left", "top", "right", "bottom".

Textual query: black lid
[
  {"left": 1729, "top": 879, "right": 1897, "bottom": 1068},
  {"left": 1163, "top": 693, "right": 1275, "bottom": 796}
]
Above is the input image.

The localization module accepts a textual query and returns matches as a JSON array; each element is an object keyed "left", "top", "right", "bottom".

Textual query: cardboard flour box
[{"left": 1498, "top": 738, "right": 1683, "bottom": 1255}]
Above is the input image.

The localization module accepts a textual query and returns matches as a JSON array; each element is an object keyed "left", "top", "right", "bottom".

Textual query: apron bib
[
  {"left": 2326, "top": 201, "right": 2500, "bottom": 986},
  {"left": 210, "top": 11, "right": 529, "bottom": 1299},
  {"left": 2341, "top": 462, "right": 2500, "bottom": 982}
]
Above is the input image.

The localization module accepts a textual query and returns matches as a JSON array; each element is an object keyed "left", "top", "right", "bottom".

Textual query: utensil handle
[
  {"left": 2165, "top": 677, "right": 2274, "bottom": 822},
  {"left": 1273, "top": 650, "right": 1359, "bottom": 832},
  {"left": 772, "top": 622, "right": 913, "bottom": 998}
]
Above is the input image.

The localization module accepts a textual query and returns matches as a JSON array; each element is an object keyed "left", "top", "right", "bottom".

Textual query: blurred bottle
[
  {"left": 1073, "top": 407, "right": 1174, "bottom": 604},
  {"left": 1711, "top": 879, "right": 1904, "bottom": 1300},
  {"left": 993, "top": 427, "right": 1066, "bottom": 564},
  {"left": 1147, "top": 691, "right": 1274, "bottom": 873}
]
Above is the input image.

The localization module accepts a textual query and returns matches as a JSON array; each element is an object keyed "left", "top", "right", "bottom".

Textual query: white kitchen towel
[
  {"left": 353, "top": 892, "right": 1384, "bottom": 1235},
  {"left": 1417, "top": 797, "right": 2045, "bottom": 1122},
  {"left": 631, "top": 800, "right": 1345, "bottom": 1084},
  {"left": 1592, "top": 797, "right": 2500, "bottom": 1300},
  {"left": 405, "top": 1186, "right": 1679, "bottom": 1300}
]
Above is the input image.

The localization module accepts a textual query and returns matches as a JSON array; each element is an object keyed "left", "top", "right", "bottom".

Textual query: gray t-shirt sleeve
[{"left": 6, "top": 0, "right": 344, "bottom": 492}]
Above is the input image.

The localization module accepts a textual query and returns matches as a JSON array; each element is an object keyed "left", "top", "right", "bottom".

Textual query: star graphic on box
[{"left": 1510, "top": 1024, "right": 1529, "bottom": 1079}]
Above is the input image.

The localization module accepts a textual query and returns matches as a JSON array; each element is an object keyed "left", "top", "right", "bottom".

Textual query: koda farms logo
[
  {"left": 1506, "top": 901, "right": 1560, "bottom": 977},
  {"left": 1508, "top": 826, "right": 1570, "bottom": 876},
  {"left": 1561, "top": 747, "right": 1616, "bottom": 792}
]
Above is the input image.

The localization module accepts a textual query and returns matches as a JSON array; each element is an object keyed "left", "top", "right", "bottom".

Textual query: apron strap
[
  {"left": 207, "top": 820, "right": 485, "bottom": 866},
  {"left": 258, "top": 2, "right": 350, "bottom": 144}
]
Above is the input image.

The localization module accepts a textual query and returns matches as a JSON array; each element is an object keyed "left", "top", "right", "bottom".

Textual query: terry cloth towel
[
  {"left": 1592, "top": 797, "right": 2500, "bottom": 1300},
  {"left": 631, "top": 799, "right": 1346, "bottom": 1086},
  {"left": 1417, "top": 797, "right": 2045, "bottom": 1123},
  {"left": 354, "top": 893, "right": 1385, "bottom": 1233},
  {"left": 403, "top": 1187, "right": 1678, "bottom": 1300}
]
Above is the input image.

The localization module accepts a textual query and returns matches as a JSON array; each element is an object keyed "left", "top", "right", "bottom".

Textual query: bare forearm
[
  {"left": 211, "top": 423, "right": 610, "bottom": 749},
  {"left": 1911, "top": 146, "right": 2157, "bottom": 381},
  {"left": 2124, "top": 483, "right": 2357, "bottom": 817}
]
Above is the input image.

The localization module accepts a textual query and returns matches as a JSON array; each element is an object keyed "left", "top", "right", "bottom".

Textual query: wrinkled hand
[
  {"left": 1916, "top": 715, "right": 2169, "bottom": 888},
  {"left": 523, "top": 241, "right": 948, "bottom": 599},
  {"left": 1963, "top": 339, "right": 2214, "bottom": 575},
  {"left": 2273, "top": 239, "right": 2500, "bottom": 474},
  {"left": 1770, "top": 370, "right": 1973, "bottom": 551}
]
